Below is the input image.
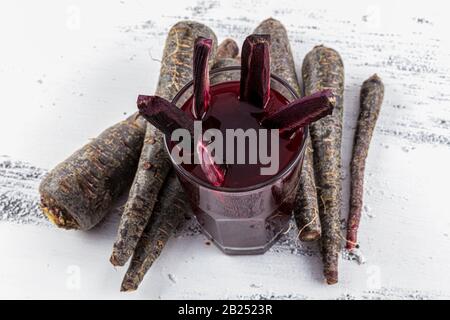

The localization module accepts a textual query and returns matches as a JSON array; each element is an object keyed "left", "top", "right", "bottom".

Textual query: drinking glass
[{"left": 165, "top": 66, "right": 309, "bottom": 255}]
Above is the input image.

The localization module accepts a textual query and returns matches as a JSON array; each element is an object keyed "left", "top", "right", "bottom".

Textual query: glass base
[{"left": 194, "top": 215, "right": 289, "bottom": 255}]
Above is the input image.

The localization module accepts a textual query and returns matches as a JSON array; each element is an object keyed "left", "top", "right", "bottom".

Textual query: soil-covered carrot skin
[
  {"left": 211, "top": 57, "right": 240, "bottom": 84},
  {"left": 212, "top": 38, "right": 240, "bottom": 71},
  {"left": 120, "top": 173, "right": 189, "bottom": 292},
  {"left": 294, "top": 141, "right": 321, "bottom": 241},
  {"left": 210, "top": 41, "right": 240, "bottom": 89},
  {"left": 216, "top": 38, "right": 239, "bottom": 60},
  {"left": 254, "top": 18, "right": 320, "bottom": 242},
  {"left": 212, "top": 57, "right": 239, "bottom": 70},
  {"left": 39, "top": 114, "right": 146, "bottom": 230},
  {"left": 254, "top": 19, "right": 299, "bottom": 96},
  {"left": 302, "top": 45, "right": 344, "bottom": 285},
  {"left": 110, "top": 21, "right": 217, "bottom": 267},
  {"left": 347, "top": 74, "right": 384, "bottom": 250}
]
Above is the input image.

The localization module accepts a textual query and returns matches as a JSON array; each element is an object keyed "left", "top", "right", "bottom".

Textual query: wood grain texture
[{"left": 0, "top": 0, "right": 449, "bottom": 299}]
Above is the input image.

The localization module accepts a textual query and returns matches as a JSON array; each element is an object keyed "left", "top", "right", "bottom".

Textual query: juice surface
[{"left": 173, "top": 81, "right": 304, "bottom": 188}]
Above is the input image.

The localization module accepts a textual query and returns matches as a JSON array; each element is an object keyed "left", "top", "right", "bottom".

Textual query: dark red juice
[
  {"left": 169, "top": 80, "right": 306, "bottom": 254},
  {"left": 175, "top": 81, "right": 304, "bottom": 188}
]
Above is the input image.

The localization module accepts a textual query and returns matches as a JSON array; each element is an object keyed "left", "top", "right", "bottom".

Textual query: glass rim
[{"left": 164, "top": 65, "right": 309, "bottom": 193}]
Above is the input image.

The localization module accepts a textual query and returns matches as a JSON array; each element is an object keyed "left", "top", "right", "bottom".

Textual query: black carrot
[
  {"left": 216, "top": 38, "right": 239, "bottom": 60},
  {"left": 39, "top": 114, "right": 146, "bottom": 230},
  {"left": 347, "top": 74, "right": 384, "bottom": 250},
  {"left": 137, "top": 95, "right": 194, "bottom": 136},
  {"left": 139, "top": 90, "right": 227, "bottom": 188},
  {"left": 120, "top": 173, "right": 189, "bottom": 292},
  {"left": 240, "top": 34, "right": 271, "bottom": 108},
  {"left": 137, "top": 94, "right": 226, "bottom": 187},
  {"left": 261, "top": 89, "right": 335, "bottom": 133},
  {"left": 110, "top": 21, "right": 217, "bottom": 266},
  {"left": 253, "top": 18, "right": 320, "bottom": 242},
  {"left": 302, "top": 45, "right": 345, "bottom": 285},
  {"left": 211, "top": 39, "right": 240, "bottom": 83},
  {"left": 192, "top": 37, "right": 213, "bottom": 120}
]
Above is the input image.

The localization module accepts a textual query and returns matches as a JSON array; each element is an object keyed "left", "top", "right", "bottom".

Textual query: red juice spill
[{"left": 170, "top": 81, "right": 304, "bottom": 188}]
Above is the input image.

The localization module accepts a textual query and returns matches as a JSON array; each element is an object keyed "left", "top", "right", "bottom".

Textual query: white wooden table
[{"left": 1, "top": 0, "right": 449, "bottom": 299}]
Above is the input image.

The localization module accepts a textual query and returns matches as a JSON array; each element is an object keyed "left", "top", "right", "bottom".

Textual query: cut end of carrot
[
  {"left": 136, "top": 95, "right": 154, "bottom": 111},
  {"left": 137, "top": 95, "right": 195, "bottom": 136},
  {"left": 240, "top": 34, "right": 271, "bottom": 109},
  {"left": 193, "top": 37, "right": 213, "bottom": 120},
  {"left": 39, "top": 198, "right": 79, "bottom": 230}
]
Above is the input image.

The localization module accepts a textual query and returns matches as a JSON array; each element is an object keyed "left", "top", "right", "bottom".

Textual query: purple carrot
[
  {"left": 216, "top": 38, "right": 239, "bottom": 60},
  {"left": 192, "top": 37, "right": 213, "bottom": 119},
  {"left": 347, "top": 74, "right": 384, "bottom": 250},
  {"left": 261, "top": 89, "right": 336, "bottom": 132},
  {"left": 240, "top": 34, "right": 271, "bottom": 108},
  {"left": 137, "top": 95, "right": 194, "bottom": 136},
  {"left": 137, "top": 95, "right": 225, "bottom": 187}
]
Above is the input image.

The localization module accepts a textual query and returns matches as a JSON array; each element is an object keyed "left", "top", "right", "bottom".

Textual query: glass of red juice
[{"left": 165, "top": 66, "right": 308, "bottom": 255}]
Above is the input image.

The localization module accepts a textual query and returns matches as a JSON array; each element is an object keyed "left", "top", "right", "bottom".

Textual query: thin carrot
[{"left": 347, "top": 74, "right": 384, "bottom": 250}]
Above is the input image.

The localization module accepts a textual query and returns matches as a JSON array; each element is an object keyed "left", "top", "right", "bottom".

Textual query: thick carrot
[
  {"left": 110, "top": 21, "right": 218, "bottom": 266},
  {"left": 39, "top": 114, "right": 146, "bottom": 230},
  {"left": 253, "top": 18, "right": 320, "bottom": 242},
  {"left": 302, "top": 45, "right": 345, "bottom": 285},
  {"left": 346, "top": 74, "right": 384, "bottom": 250}
]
